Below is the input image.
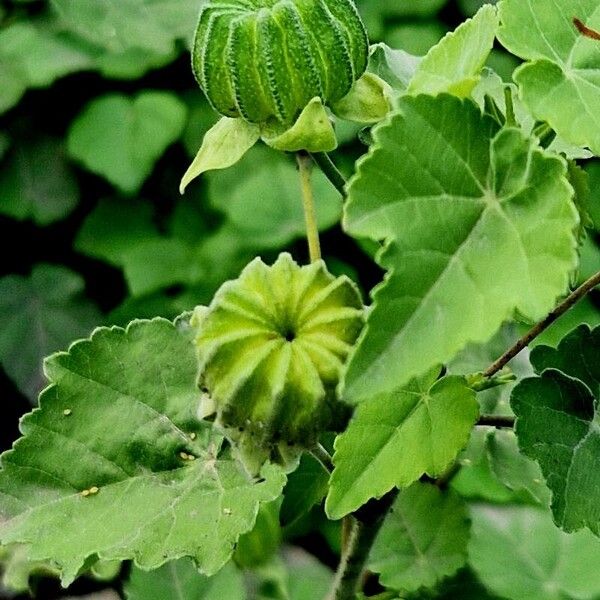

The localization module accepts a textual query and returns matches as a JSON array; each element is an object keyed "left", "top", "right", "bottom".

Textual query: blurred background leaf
[
  {"left": 0, "top": 265, "right": 101, "bottom": 402},
  {"left": 0, "top": 0, "right": 598, "bottom": 597},
  {"left": 0, "top": 136, "right": 79, "bottom": 225}
]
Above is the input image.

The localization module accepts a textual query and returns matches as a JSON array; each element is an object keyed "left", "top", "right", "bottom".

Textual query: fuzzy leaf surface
[
  {"left": 0, "top": 319, "right": 285, "bottom": 585},
  {"left": 511, "top": 325, "right": 600, "bottom": 534},
  {"left": 326, "top": 370, "right": 478, "bottom": 519},
  {"left": 498, "top": 0, "right": 600, "bottom": 155},
  {"left": 343, "top": 94, "right": 578, "bottom": 401},
  {"left": 369, "top": 483, "right": 470, "bottom": 593}
]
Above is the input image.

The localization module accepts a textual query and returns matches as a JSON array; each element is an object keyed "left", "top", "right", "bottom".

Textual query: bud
[
  {"left": 193, "top": 253, "right": 364, "bottom": 471},
  {"left": 193, "top": 0, "right": 369, "bottom": 126}
]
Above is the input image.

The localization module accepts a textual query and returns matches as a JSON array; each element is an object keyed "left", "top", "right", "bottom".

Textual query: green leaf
[
  {"left": 75, "top": 198, "right": 159, "bottom": 266},
  {"left": 530, "top": 323, "right": 599, "bottom": 394},
  {"left": 469, "top": 504, "right": 600, "bottom": 600},
  {"left": 284, "top": 551, "right": 332, "bottom": 600},
  {"left": 326, "top": 371, "right": 478, "bottom": 519},
  {"left": 332, "top": 74, "right": 391, "bottom": 125},
  {"left": 384, "top": 23, "right": 447, "bottom": 57},
  {"left": 367, "top": 44, "right": 421, "bottom": 96},
  {"left": 486, "top": 429, "right": 550, "bottom": 506},
  {"left": 234, "top": 500, "right": 281, "bottom": 569},
  {"left": 120, "top": 222, "right": 256, "bottom": 300},
  {"left": 408, "top": 5, "right": 499, "bottom": 97},
  {"left": 472, "top": 68, "right": 594, "bottom": 160},
  {"left": 451, "top": 429, "right": 521, "bottom": 504},
  {"left": 207, "top": 147, "right": 342, "bottom": 249},
  {"left": 68, "top": 92, "right": 187, "bottom": 194},
  {"left": 249, "top": 551, "right": 333, "bottom": 600},
  {"left": 343, "top": 94, "right": 578, "bottom": 401},
  {"left": 121, "top": 239, "right": 204, "bottom": 297},
  {"left": 0, "top": 265, "right": 101, "bottom": 402},
  {"left": 280, "top": 453, "right": 329, "bottom": 526},
  {"left": 0, "top": 544, "right": 58, "bottom": 593},
  {"left": 180, "top": 118, "right": 260, "bottom": 194},
  {"left": 408, "top": 567, "right": 501, "bottom": 600},
  {"left": 0, "top": 137, "right": 79, "bottom": 225},
  {"left": 369, "top": 483, "right": 470, "bottom": 594},
  {"left": 359, "top": 0, "right": 447, "bottom": 21},
  {"left": 51, "top": 0, "right": 200, "bottom": 77},
  {"left": 498, "top": 0, "right": 600, "bottom": 156},
  {"left": 0, "top": 319, "right": 286, "bottom": 585},
  {"left": 261, "top": 98, "right": 337, "bottom": 153},
  {"left": 0, "top": 21, "right": 94, "bottom": 114},
  {"left": 124, "top": 560, "right": 244, "bottom": 600},
  {"left": 52, "top": 0, "right": 199, "bottom": 50},
  {"left": 181, "top": 93, "right": 219, "bottom": 158},
  {"left": 511, "top": 325, "right": 600, "bottom": 534}
]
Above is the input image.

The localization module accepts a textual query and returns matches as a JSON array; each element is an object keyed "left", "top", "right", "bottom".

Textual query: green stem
[
  {"left": 311, "top": 443, "right": 334, "bottom": 473},
  {"left": 484, "top": 270, "right": 600, "bottom": 378},
  {"left": 310, "top": 152, "right": 347, "bottom": 197},
  {"left": 327, "top": 490, "right": 398, "bottom": 600},
  {"left": 297, "top": 152, "right": 322, "bottom": 263},
  {"left": 504, "top": 86, "right": 517, "bottom": 127}
]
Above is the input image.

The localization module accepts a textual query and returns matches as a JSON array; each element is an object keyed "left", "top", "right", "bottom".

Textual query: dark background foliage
[{"left": 1, "top": 0, "right": 599, "bottom": 597}]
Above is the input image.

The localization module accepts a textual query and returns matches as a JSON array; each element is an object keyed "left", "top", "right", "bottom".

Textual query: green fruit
[
  {"left": 193, "top": 253, "right": 364, "bottom": 470},
  {"left": 193, "top": 0, "right": 369, "bottom": 125}
]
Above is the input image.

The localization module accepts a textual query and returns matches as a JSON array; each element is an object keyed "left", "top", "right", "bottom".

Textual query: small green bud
[
  {"left": 193, "top": 0, "right": 369, "bottom": 126},
  {"left": 193, "top": 253, "right": 364, "bottom": 471}
]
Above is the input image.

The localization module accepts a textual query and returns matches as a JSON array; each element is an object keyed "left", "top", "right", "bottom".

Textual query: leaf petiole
[
  {"left": 310, "top": 152, "right": 347, "bottom": 197},
  {"left": 297, "top": 152, "right": 322, "bottom": 263}
]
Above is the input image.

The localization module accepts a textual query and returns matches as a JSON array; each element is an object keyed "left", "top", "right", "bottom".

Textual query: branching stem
[
  {"left": 310, "top": 152, "right": 347, "bottom": 197},
  {"left": 484, "top": 270, "right": 600, "bottom": 378},
  {"left": 297, "top": 152, "right": 322, "bottom": 263}
]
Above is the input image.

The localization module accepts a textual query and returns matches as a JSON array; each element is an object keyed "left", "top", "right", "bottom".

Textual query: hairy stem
[
  {"left": 477, "top": 415, "right": 516, "bottom": 428},
  {"left": 310, "top": 152, "right": 347, "bottom": 197},
  {"left": 297, "top": 152, "right": 322, "bottom": 263},
  {"left": 328, "top": 490, "right": 398, "bottom": 600},
  {"left": 484, "top": 270, "right": 600, "bottom": 378}
]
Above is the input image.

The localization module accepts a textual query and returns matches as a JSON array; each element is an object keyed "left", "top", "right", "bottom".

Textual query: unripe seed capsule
[
  {"left": 193, "top": 253, "right": 364, "bottom": 471},
  {"left": 193, "top": 0, "right": 369, "bottom": 126}
]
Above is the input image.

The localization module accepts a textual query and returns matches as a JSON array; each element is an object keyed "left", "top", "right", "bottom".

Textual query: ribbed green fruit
[
  {"left": 193, "top": 0, "right": 369, "bottom": 125},
  {"left": 193, "top": 253, "right": 364, "bottom": 470}
]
